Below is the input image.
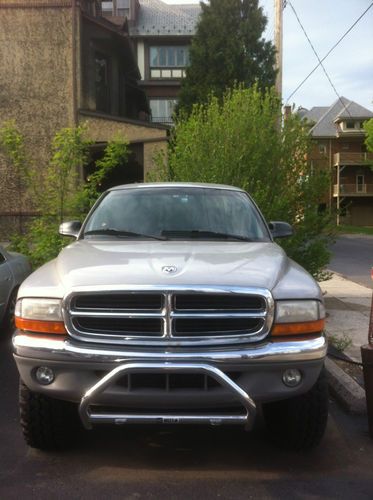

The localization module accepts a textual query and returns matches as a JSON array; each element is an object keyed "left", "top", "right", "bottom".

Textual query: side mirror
[
  {"left": 59, "top": 220, "right": 82, "bottom": 238},
  {"left": 268, "top": 221, "right": 293, "bottom": 239}
]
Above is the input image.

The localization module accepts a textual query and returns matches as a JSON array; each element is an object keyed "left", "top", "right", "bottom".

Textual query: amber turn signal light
[
  {"left": 271, "top": 318, "right": 325, "bottom": 336},
  {"left": 15, "top": 317, "right": 67, "bottom": 335}
]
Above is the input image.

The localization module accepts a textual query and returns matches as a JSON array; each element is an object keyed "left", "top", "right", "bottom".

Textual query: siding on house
[
  {"left": 299, "top": 97, "right": 373, "bottom": 226},
  {"left": 0, "top": 0, "right": 168, "bottom": 238}
]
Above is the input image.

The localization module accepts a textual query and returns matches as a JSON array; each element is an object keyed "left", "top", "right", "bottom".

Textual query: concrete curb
[{"left": 325, "top": 357, "right": 366, "bottom": 415}]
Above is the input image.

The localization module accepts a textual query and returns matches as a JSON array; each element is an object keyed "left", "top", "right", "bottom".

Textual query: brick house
[
  {"left": 0, "top": 0, "right": 169, "bottom": 238},
  {"left": 298, "top": 97, "right": 373, "bottom": 226},
  {"left": 101, "top": 0, "right": 200, "bottom": 124}
]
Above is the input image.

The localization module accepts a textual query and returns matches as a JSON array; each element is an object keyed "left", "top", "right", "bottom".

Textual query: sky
[{"left": 163, "top": 0, "right": 373, "bottom": 112}]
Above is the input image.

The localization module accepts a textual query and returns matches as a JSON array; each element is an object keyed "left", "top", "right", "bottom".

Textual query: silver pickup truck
[{"left": 13, "top": 183, "right": 328, "bottom": 451}]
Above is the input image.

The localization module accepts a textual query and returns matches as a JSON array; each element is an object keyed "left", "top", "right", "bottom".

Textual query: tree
[
  {"left": 364, "top": 118, "right": 373, "bottom": 153},
  {"left": 0, "top": 122, "right": 129, "bottom": 268},
  {"left": 150, "top": 86, "right": 333, "bottom": 279},
  {"left": 177, "top": 0, "right": 276, "bottom": 114}
]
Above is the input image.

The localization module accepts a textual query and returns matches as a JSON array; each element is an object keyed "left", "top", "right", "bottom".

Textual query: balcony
[
  {"left": 333, "top": 184, "right": 373, "bottom": 197},
  {"left": 150, "top": 68, "right": 187, "bottom": 80},
  {"left": 333, "top": 152, "right": 373, "bottom": 166},
  {"left": 150, "top": 116, "right": 174, "bottom": 125}
]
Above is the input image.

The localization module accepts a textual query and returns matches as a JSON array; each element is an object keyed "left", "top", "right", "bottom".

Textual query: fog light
[
  {"left": 35, "top": 366, "right": 55, "bottom": 385},
  {"left": 282, "top": 368, "right": 302, "bottom": 387}
]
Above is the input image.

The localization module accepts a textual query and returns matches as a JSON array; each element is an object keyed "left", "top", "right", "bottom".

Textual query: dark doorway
[{"left": 85, "top": 142, "right": 144, "bottom": 192}]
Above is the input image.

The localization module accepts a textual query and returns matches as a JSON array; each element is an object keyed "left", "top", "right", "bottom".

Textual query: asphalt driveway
[
  {"left": 329, "top": 234, "right": 373, "bottom": 288},
  {"left": 1, "top": 335, "right": 373, "bottom": 499}
]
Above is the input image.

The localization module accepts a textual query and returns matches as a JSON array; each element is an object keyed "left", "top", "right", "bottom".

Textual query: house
[
  {"left": 0, "top": 0, "right": 169, "bottom": 238},
  {"left": 101, "top": 0, "right": 201, "bottom": 124},
  {"left": 298, "top": 97, "right": 373, "bottom": 226}
]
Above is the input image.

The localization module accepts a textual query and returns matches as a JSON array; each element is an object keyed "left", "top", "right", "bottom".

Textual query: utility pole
[{"left": 274, "top": 0, "right": 285, "bottom": 99}]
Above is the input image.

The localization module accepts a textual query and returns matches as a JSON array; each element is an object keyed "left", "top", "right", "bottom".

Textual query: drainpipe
[
  {"left": 72, "top": 0, "right": 78, "bottom": 127},
  {"left": 72, "top": 0, "right": 84, "bottom": 183}
]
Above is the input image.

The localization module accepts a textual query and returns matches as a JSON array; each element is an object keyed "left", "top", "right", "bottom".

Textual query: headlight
[
  {"left": 15, "top": 298, "right": 63, "bottom": 321},
  {"left": 15, "top": 298, "right": 66, "bottom": 335},
  {"left": 272, "top": 300, "right": 325, "bottom": 336}
]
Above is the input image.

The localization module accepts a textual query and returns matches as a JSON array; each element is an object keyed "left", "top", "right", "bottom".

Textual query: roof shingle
[
  {"left": 129, "top": 0, "right": 200, "bottom": 37},
  {"left": 300, "top": 97, "right": 373, "bottom": 138}
]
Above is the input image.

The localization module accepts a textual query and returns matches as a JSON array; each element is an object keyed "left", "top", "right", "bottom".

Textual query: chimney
[{"left": 284, "top": 105, "right": 292, "bottom": 120}]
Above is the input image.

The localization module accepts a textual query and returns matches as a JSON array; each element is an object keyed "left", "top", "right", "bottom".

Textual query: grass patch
[
  {"left": 337, "top": 225, "right": 373, "bottom": 236},
  {"left": 327, "top": 333, "right": 352, "bottom": 352}
]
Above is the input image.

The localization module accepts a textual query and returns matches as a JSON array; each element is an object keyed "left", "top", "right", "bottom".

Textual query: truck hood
[
  {"left": 18, "top": 239, "right": 322, "bottom": 300},
  {"left": 57, "top": 240, "right": 285, "bottom": 289}
]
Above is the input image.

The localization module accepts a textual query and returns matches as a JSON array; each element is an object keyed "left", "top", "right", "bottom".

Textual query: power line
[
  {"left": 286, "top": 1, "right": 373, "bottom": 104},
  {"left": 286, "top": 1, "right": 350, "bottom": 115}
]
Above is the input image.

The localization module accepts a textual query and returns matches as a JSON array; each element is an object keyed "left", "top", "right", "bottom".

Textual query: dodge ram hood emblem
[{"left": 162, "top": 265, "right": 177, "bottom": 274}]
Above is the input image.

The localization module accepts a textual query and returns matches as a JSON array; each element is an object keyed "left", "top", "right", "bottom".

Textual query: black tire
[
  {"left": 262, "top": 368, "right": 329, "bottom": 451},
  {"left": 2, "top": 287, "right": 18, "bottom": 335},
  {"left": 19, "top": 380, "right": 82, "bottom": 450}
]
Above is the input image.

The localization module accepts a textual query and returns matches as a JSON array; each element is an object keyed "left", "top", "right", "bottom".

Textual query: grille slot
[
  {"left": 173, "top": 318, "right": 263, "bottom": 336},
  {"left": 115, "top": 372, "right": 241, "bottom": 391},
  {"left": 66, "top": 289, "right": 272, "bottom": 345},
  {"left": 73, "top": 317, "right": 163, "bottom": 336},
  {"left": 174, "top": 294, "right": 265, "bottom": 311},
  {"left": 74, "top": 293, "right": 163, "bottom": 310}
]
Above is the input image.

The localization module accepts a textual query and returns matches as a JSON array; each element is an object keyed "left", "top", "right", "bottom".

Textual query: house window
[
  {"left": 101, "top": 1, "right": 113, "bottom": 14},
  {"left": 101, "top": 1, "right": 128, "bottom": 16},
  {"left": 150, "top": 46, "right": 190, "bottom": 68},
  {"left": 356, "top": 175, "right": 365, "bottom": 193},
  {"left": 318, "top": 143, "right": 327, "bottom": 155},
  {"left": 117, "top": 0, "right": 129, "bottom": 16},
  {"left": 345, "top": 121, "right": 355, "bottom": 129},
  {"left": 149, "top": 99, "right": 177, "bottom": 124},
  {"left": 95, "top": 52, "right": 110, "bottom": 113}
]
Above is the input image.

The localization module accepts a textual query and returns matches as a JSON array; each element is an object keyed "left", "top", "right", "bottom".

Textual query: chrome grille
[
  {"left": 73, "top": 317, "right": 163, "bottom": 336},
  {"left": 73, "top": 293, "right": 163, "bottom": 310},
  {"left": 64, "top": 287, "right": 274, "bottom": 346}
]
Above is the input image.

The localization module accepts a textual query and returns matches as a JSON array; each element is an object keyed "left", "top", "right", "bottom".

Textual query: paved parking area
[
  {"left": 329, "top": 235, "right": 373, "bottom": 288},
  {"left": 320, "top": 272, "right": 372, "bottom": 361},
  {"left": 2, "top": 335, "right": 373, "bottom": 499}
]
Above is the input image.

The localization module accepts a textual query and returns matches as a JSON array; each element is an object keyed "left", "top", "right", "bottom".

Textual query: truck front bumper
[{"left": 13, "top": 332, "right": 327, "bottom": 429}]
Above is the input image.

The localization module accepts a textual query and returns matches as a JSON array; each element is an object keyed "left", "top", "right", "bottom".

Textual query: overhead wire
[
  {"left": 286, "top": 1, "right": 351, "bottom": 115},
  {"left": 285, "top": 1, "right": 373, "bottom": 105}
]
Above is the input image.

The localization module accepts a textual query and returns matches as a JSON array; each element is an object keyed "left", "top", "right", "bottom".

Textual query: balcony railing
[
  {"left": 333, "top": 152, "right": 373, "bottom": 166},
  {"left": 150, "top": 116, "right": 173, "bottom": 125},
  {"left": 150, "top": 68, "right": 187, "bottom": 79},
  {"left": 333, "top": 184, "right": 373, "bottom": 196}
]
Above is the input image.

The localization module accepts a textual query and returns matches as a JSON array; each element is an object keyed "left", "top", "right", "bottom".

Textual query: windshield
[{"left": 83, "top": 187, "right": 270, "bottom": 241}]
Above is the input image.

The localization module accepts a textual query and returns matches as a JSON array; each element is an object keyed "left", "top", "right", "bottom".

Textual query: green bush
[
  {"left": 0, "top": 122, "right": 129, "bottom": 268},
  {"left": 149, "top": 86, "right": 334, "bottom": 279}
]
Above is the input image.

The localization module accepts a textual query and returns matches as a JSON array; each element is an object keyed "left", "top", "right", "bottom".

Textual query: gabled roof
[
  {"left": 129, "top": 0, "right": 200, "bottom": 36},
  {"left": 298, "top": 106, "right": 328, "bottom": 124},
  {"left": 301, "top": 97, "right": 373, "bottom": 138},
  {"left": 336, "top": 100, "right": 373, "bottom": 120}
]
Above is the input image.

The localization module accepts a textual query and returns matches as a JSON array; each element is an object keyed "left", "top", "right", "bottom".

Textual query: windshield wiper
[
  {"left": 161, "top": 230, "right": 253, "bottom": 241},
  {"left": 84, "top": 229, "right": 167, "bottom": 241}
]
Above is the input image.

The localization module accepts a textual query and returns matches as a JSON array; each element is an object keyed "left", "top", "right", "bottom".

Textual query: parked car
[
  {"left": 0, "top": 246, "right": 31, "bottom": 333},
  {"left": 13, "top": 183, "right": 328, "bottom": 451}
]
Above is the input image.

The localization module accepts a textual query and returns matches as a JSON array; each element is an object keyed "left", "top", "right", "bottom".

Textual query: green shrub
[
  {"left": 0, "top": 122, "right": 129, "bottom": 268},
  {"left": 149, "top": 86, "right": 334, "bottom": 279}
]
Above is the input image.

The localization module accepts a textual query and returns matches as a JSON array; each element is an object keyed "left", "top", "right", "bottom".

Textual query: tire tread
[
  {"left": 263, "top": 368, "right": 329, "bottom": 451},
  {"left": 19, "top": 380, "right": 80, "bottom": 450}
]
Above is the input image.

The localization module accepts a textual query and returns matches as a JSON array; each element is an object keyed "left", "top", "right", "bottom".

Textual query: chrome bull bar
[{"left": 78, "top": 362, "right": 257, "bottom": 430}]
